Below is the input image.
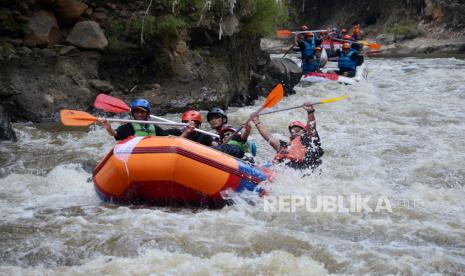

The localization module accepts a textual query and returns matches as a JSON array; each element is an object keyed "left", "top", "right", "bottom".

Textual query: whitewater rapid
[{"left": 1, "top": 57, "right": 464, "bottom": 274}]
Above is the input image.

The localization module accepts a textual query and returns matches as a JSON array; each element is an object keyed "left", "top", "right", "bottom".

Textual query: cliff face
[
  {"left": 290, "top": 0, "right": 464, "bottom": 33},
  {"left": 0, "top": 0, "right": 286, "bottom": 124}
]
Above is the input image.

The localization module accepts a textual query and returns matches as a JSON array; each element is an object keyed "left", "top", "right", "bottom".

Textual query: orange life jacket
[{"left": 274, "top": 136, "right": 307, "bottom": 163}]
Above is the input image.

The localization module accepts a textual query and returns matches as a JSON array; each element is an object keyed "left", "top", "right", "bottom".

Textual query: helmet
[
  {"left": 305, "top": 32, "right": 313, "bottom": 37},
  {"left": 288, "top": 121, "right": 307, "bottom": 131},
  {"left": 207, "top": 107, "right": 227, "bottom": 122},
  {"left": 341, "top": 28, "right": 347, "bottom": 33},
  {"left": 343, "top": 35, "right": 352, "bottom": 40},
  {"left": 130, "top": 98, "right": 151, "bottom": 113},
  {"left": 314, "top": 47, "right": 322, "bottom": 52},
  {"left": 300, "top": 25, "right": 309, "bottom": 31},
  {"left": 182, "top": 110, "right": 202, "bottom": 123},
  {"left": 219, "top": 126, "right": 238, "bottom": 139},
  {"left": 342, "top": 43, "right": 351, "bottom": 49}
]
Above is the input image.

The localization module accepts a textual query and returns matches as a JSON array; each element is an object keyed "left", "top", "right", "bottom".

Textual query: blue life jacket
[
  {"left": 302, "top": 37, "right": 315, "bottom": 59},
  {"left": 338, "top": 50, "right": 356, "bottom": 71},
  {"left": 302, "top": 59, "right": 319, "bottom": 74}
]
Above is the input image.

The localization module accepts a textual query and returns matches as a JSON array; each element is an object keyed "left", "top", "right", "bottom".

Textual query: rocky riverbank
[{"left": 0, "top": 0, "right": 291, "bottom": 141}]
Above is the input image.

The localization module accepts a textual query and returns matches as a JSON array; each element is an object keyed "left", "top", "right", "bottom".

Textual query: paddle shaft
[
  {"left": 330, "top": 36, "right": 378, "bottom": 48},
  {"left": 104, "top": 118, "right": 186, "bottom": 126},
  {"left": 282, "top": 46, "right": 293, "bottom": 58},
  {"left": 149, "top": 115, "right": 219, "bottom": 138},
  {"left": 259, "top": 102, "right": 323, "bottom": 116},
  {"left": 292, "top": 29, "right": 328, "bottom": 34}
]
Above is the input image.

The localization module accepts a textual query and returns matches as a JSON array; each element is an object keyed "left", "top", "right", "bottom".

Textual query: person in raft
[
  {"left": 328, "top": 42, "right": 363, "bottom": 78},
  {"left": 251, "top": 103, "right": 324, "bottom": 170},
  {"left": 206, "top": 107, "right": 230, "bottom": 145},
  {"left": 206, "top": 107, "right": 255, "bottom": 159},
  {"left": 213, "top": 123, "right": 255, "bottom": 160},
  {"left": 98, "top": 98, "right": 192, "bottom": 140},
  {"left": 165, "top": 110, "right": 213, "bottom": 146}
]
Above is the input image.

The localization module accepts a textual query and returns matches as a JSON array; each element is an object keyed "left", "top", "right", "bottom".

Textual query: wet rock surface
[{"left": 0, "top": 105, "right": 16, "bottom": 142}]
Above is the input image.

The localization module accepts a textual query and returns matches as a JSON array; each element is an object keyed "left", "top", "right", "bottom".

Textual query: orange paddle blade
[
  {"left": 367, "top": 43, "right": 381, "bottom": 50},
  {"left": 60, "top": 109, "right": 97, "bottom": 126},
  {"left": 262, "top": 83, "right": 284, "bottom": 109},
  {"left": 94, "top": 94, "right": 131, "bottom": 113},
  {"left": 276, "top": 30, "right": 293, "bottom": 38}
]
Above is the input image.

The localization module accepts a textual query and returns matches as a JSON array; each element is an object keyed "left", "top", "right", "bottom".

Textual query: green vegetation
[
  {"left": 239, "top": 0, "right": 288, "bottom": 37},
  {"left": 0, "top": 10, "right": 30, "bottom": 36},
  {"left": 106, "top": 14, "right": 188, "bottom": 50},
  {"left": 389, "top": 20, "right": 423, "bottom": 39}
]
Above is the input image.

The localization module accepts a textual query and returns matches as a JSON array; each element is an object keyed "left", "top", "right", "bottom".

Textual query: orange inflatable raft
[{"left": 93, "top": 136, "right": 266, "bottom": 207}]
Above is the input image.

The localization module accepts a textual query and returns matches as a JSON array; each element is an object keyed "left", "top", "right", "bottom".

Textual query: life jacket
[
  {"left": 338, "top": 50, "right": 356, "bottom": 71},
  {"left": 302, "top": 38, "right": 315, "bottom": 59},
  {"left": 301, "top": 60, "right": 319, "bottom": 74},
  {"left": 132, "top": 123, "right": 156, "bottom": 137},
  {"left": 274, "top": 136, "right": 307, "bottom": 163},
  {"left": 226, "top": 140, "right": 256, "bottom": 156}
]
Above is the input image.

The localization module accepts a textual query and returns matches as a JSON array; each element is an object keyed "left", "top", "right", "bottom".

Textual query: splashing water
[{"left": 1, "top": 58, "right": 465, "bottom": 274}]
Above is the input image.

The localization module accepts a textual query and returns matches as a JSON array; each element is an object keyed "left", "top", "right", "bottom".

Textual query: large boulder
[
  {"left": 265, "top": 58, "right": 302, "bottom": 95},
  {"left": 66, "top": 21, "right": 108, "bottom": 50},
  {"left": 54, "top": 0, "right": 88, "bottom": 24},
  {"left": 0, "top": 105, "right": 16, "bottom": 142},
  {"left": 23, "top": 10, "right": 61, "bottom": 48}
]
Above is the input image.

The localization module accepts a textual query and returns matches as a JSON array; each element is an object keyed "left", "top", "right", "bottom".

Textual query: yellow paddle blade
[
  {"left": 319, "top": 95, "right": 349, "bottom": 104},
  {"left": 276, "top": 29, "right": 293, "bottom": 38},
  {"left": 262, "top": 83, "right": 284, "bottom": 109},
  {"left": 60, "top": 109, "right": 97, "bottom": 126}
]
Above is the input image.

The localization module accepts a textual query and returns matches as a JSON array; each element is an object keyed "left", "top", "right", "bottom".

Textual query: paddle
[
  {"left": 259, "top": 95, "right": 349, "bottom": 116},
  {"left": 282, "top": 46, "right": 294, "bottom": 58},
  {"left": 330, "top": 37, "right": 381, "bottom": 50},
  {"left": 60, "top": 109, "right": 186, "bottom": 127},
  {"left": 223, "top": 83, "right": 285, "bottom": 144},
  {"left": 93, "top": 94, "right": 219, "bottom": 138},
  {"left": 276, "top": 29, "right": 328, "bottom": 38}
]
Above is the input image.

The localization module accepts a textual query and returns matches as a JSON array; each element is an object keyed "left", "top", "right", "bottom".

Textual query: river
[{"left": 1, "top": 57, "right": 464, "bottom": 274}]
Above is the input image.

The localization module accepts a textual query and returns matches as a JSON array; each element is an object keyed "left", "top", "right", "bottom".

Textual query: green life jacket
[
  {"left": 227, "top": 140, "right": 256, "bottom": 156},
  {"left": 132, "top": 123, "right": 156, "bottom": 137}
]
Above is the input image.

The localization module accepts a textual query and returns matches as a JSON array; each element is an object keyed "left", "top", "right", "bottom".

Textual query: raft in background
[
  {"left": 301, "top": 62, "right": 368, "bottom": 85},
  {"left": 93, "top": 136, "right": 266, "bottom": 208}
]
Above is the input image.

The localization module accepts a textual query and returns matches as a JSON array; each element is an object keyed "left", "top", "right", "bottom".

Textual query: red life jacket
[{"left": 274, "top": 136, "right": 307, "bottom": 163}]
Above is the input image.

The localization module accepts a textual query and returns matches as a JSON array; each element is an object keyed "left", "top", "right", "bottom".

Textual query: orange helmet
[
  {"left": 342, "top": 43, "right": 351, "bottom": 49},
  {"left": 343, "top": 35, "right": 352, "bottom": 40},
  {"left": 181, "top": 110, "right": 202, "bottom": 123},
  {"left": 314, "top": 47, "right": 322, "bottom": 52},
  {"left": 305, "top": 32, "right": 314, "bottom": 37}
]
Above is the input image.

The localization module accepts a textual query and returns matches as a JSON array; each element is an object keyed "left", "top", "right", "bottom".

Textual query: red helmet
[
  {"left": 219, "top": 126, "right": 238, "bottom": 139},
  {"left": 182, "top": 110, "right": 202, "bottom": 123},
  {"left": 342, "top": 43, "right": 351, "bottom": 49},
  {"left": 314, "top": 47, "right": 322, "bottom": 52},
  {"left": 343, "top": 35, "right": 352, "bottom": 40},
  {"left": 341, "top": 28, "right": 347, "bottom": 33},
  {"left": 288, "top": 121, "right": 307, "bottom": 131},
  {"left": 300, "top": 25, "right": 309, "bottom": 31}
]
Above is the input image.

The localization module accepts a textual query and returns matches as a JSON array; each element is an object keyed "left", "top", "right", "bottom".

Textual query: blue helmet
[{"left": 130, "top": 98, "right": 151, "bottom": 113}]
